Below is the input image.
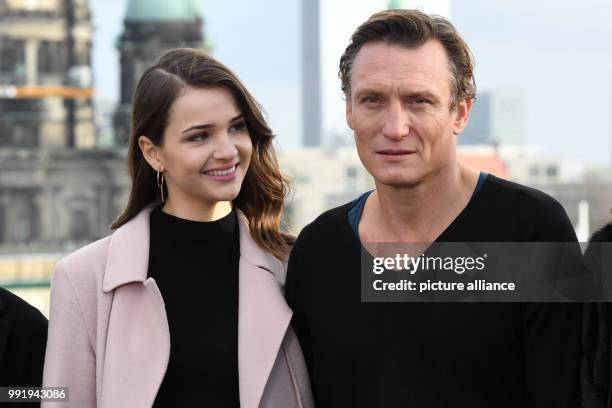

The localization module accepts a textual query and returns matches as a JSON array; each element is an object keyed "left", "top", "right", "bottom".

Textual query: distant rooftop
[{"left": 459, "top": 152, "right": 510, "bottom": 180}]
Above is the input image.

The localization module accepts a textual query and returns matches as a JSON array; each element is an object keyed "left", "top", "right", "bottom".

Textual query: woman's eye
[
  {"left": 191, "top": 134, "right": 208, "bottom": 141},
  {"left": 229, "top": 122, "right": 246, "bottom": 133}
]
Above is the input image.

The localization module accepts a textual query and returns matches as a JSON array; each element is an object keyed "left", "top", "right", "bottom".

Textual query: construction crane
[{"left": 0, "top": 85, "right": 94, "bottom": 99}]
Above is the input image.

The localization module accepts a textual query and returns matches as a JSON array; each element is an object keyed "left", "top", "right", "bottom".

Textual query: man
[
  {"left": 0, "top": 287, "right": 48, "bottom": 407},
  {"left": 286, "top": 9, "right": 581, "bottom": 408}
]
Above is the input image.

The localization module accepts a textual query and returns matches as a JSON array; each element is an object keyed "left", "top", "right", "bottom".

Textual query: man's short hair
[{"left": 339, "top": 9, "right": 477, "bottom": 108}]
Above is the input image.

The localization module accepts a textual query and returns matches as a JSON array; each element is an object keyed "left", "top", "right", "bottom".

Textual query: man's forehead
[{"left": 351, "top": 40, "right": 451, "bottom": 89}]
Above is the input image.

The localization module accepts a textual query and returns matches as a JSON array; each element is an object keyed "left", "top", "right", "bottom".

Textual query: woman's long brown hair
[{"left": 111, "top": 48, "right": 294, "bottom": 261}]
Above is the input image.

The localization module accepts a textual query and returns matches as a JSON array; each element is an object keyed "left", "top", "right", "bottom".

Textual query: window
[{"left": 546, "top": 165, "right": 558, "bottom": 178}]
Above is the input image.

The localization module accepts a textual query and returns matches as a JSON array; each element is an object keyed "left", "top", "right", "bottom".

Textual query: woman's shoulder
[
  {"left": 54, "top": 207, "right": 154, "bottom": 289},
  {"left": 52, "top": 235, "right": 113, "bottom": 294}
]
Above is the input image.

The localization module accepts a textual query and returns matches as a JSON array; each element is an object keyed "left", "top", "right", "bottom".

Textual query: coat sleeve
[
  {"left": 281, "top": 325, "right": 315, "bottom": 408},
  {"left": 42, "top": 260, "right": 96, "bottom": 408}
]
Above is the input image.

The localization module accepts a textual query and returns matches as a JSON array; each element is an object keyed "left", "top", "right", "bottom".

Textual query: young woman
[{"left": 42, "top": 48, "right": 313, "bottom": 408}]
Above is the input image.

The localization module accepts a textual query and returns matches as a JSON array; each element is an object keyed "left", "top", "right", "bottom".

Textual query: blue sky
[{"left": 91, "top": 0, "right": 612, "bottom": 167}]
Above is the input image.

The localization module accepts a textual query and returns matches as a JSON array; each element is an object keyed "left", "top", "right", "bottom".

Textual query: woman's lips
[{"left": 203, "top": 163, "right": 238, "bottom": 181}]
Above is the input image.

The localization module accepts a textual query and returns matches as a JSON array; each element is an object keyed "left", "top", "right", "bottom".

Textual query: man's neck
[{"left": 360, "top": 163, "right": 480, "bottom": 243}]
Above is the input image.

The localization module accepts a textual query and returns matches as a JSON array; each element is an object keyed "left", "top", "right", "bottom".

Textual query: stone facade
[
  {"left": 0, "top": 0, "right": 95, "bottom": 148},
  {"left": 0, "top": 0, "right": 208, "bottom": 250},
  {"left": 0, "top": 148, "right": 129, "bottom": 249}
]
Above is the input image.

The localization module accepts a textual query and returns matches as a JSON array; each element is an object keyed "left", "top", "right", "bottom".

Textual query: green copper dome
[
  {"left": 387, "top": 0, "right": 412, "bottom": 9},
  {"left": 125, "top": 0, "right": 202, "bottom": 22}
]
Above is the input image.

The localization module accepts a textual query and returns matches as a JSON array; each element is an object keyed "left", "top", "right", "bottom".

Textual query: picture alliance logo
[{"left": 372, "top": 253, "right": 488, "bottom": 275}]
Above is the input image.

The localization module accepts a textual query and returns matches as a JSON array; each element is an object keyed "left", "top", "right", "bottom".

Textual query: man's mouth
[{"left": 377, "top": 149, "right": 416, "bottom": 155}]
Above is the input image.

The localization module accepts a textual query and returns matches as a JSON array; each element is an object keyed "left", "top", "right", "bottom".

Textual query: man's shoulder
[
  {"left": 484, "top": 174, "right": 563, "bottom": 211},
  {"left": 301, "top": 201, "right": 354, "bottom": 235},
  {"left": 292, "top": 200, "right": 357, "bottom": 252},
  {"left": 482, "top": 175, "right": 575, "bottom": 241},
  {"left": 0, "top": 287, "right": 47, "bottom": 325}
]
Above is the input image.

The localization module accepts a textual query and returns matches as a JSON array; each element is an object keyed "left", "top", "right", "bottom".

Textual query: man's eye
[
  {"left": 413, "top": 98, "right": 429, "bottom": 104},
  {"left": 362, "top": 96, "right": 380, "bottom": 104}
]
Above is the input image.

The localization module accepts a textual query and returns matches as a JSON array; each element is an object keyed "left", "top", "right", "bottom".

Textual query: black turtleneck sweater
[{"left": 148, "top": 207, "right": 240, "bottom": 407}]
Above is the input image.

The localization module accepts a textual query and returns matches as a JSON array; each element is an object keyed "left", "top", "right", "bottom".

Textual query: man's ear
[
  {"left": 452, "top": 98, "right": 473, "bottom": 135},
  {"left": 138, "top": 136, "right": 163, "bottom": 171},
  {"left": 346, "top": 96, "right": 354, "bottom": 130}
]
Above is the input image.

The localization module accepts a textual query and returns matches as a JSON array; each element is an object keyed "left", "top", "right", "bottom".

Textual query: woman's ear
[{"left": 138, "top": 136, "right": 163, "bottom": 171}]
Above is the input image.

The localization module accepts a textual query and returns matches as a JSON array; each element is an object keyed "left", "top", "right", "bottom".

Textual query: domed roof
[
  {"left": 125, "top": 0, "right": 202, "bottom": 22},
  {"left": 387, "top": 0, "right": 412, "bottom": 9},
  {"left": 386, "top": 0, "right": 451, "bottom": 17}
]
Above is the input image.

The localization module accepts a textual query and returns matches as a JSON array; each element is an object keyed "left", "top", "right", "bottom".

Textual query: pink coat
[{"left": 42, "top": 207, "right": 314, "bottom": 408}]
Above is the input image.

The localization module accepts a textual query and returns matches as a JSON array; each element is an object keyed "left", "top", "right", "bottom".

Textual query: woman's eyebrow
[
  {"left": 182, "top": 114, "right": 245, "bottom": 133},
  {"left": 229, "top": 114, "right": 245, "bottom": 123},
  {"left": 182, "top": 123, "right": 213, "bottom": 133}
]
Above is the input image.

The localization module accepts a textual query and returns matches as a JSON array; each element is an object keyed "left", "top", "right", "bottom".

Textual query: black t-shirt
[
  {"left": 285, "top": 174, "right": 581, "bottom": 408},
  {"left": 148, "top": 207, "right": 240, "bottom": 407}
]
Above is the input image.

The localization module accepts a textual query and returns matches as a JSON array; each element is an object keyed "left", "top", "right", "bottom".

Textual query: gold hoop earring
[{"left": 157, "top": 169, "right": 165, "bottom": 202}]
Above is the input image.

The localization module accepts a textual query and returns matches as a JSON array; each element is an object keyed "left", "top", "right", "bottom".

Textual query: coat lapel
[
  {"left": 236, "top": 211, "right": 293, "bottom": 408},
  {"left": 100, "top": 206, "right": 170, "bottom": 407},
  {"left": 99, "top": 207, "right": 291, "bottom": 408}
]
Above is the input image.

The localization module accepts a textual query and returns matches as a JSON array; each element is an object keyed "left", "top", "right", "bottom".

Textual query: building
[
  {"left": 0, "top": 0, "right": 210, "bottom": 259},
  {"left": 279, "top": 146, "right": 374, "bottom": 231},
  {"left": 113, "top": 0, "right": 205, "bottom": 144},
  {"left": 495, "top": 145, "right": 586, "bottom": 185},
  {"left": 302, "top": 0, "right": 321, "bottom": 147},
  {"left": 459, "top": 93, "right": 491, "bottom": 145},
  {"left": 0, "top": 148, "right": 128, "bottom": 247},
  {"left": 459, "top": 92, "right": 525, "bottom": 147},
  {"left": 0, "top": 147, "right": 128, "bottom": 314},
  {"left": 457, "top": 148, "right": 510, "bottom": 180},
  {"left": 0, "top": 0, "right": 209, "bottom": 245},
  {"left": 490, "top": 93, "right": 524, "bottom": 146},
  {"left": 0, "top": 0, "right": 95, "bottom": 148},
  {"left": 387, "top": 0, "right": 451, "bottom": 16}
]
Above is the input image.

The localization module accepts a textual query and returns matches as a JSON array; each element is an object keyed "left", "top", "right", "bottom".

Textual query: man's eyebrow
[
  {"left": 403, "top": 90, "right": 439, "bottom": 100},
  {"left": 181, "top": 114, "right": 245, "bottom": 133},
  {"left": 353, "top": 87, "right": 439, "bottom": 99},
  {"left": 353, "top": 88, "right": 384, "bottom": 98}
]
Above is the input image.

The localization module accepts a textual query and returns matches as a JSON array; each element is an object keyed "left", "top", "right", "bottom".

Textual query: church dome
[
  {"left": 125, "top": 0, "right": 202, "bottom": 22},
  {"left": 387, "top": 0, "right": 412, "bottom": 9}
]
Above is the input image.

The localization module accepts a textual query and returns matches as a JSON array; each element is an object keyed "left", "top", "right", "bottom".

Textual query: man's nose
[
  {"left": 382, "top": 100, "right": 410, "bottom": 141},
  {"left": 212, "top": 133, "right": 239, "bottom": 160}
]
